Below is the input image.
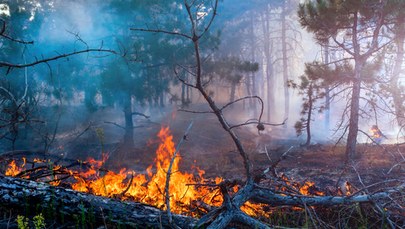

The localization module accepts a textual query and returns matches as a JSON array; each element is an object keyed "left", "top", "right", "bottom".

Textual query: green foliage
[
  {"left": 16, "top": 213, "right": 46, "bottom": 229},
  {"left": 203, "top": 57, "right": 259, "bottom": 84},
  {"left": 298, "top": 0, "right": 388, "bottom": 44},
  {"left": 17, "top": 215, "right": 29, "bottom": 229},
  {"left": 33, "top": 213, "right": 46, "bottom": 229}
]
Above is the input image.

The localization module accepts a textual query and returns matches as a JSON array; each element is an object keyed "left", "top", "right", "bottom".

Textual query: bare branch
[
  {"left": 131, "top": 111, "right": 150, "bottom": 119},
  {"left": 178, "top": 109, "right": 213, "bottom": 114},
  {"left": 0, "top": 48, "right": 117, "bottom": 70},
  {"left": 0, "top": 19, "right": 34, "bottom": 45},
  {"left": 130, "top": 28, "right": 192, "bottom": 40}
]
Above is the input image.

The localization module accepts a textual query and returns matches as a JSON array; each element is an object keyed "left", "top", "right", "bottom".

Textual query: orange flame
[
  {"left": 69, "top": 126, "right": 223, "bottom": 215},
  {"left": 5, "top": 160, "right": 23, "bottom": 177}
]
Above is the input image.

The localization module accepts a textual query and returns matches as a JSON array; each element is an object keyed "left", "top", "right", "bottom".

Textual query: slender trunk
[
  {"left": 345, "top": 11, "right": 361, "bottom": 161},
  {"left": 345, "top": 78, "right": 361, "bottom": 160},
  {"left": 230, "top": 83, "right": 236, "bottom": 106},
  {"left": 266, "top": 60, "right": 274, "bottom": 122},
  {"left": 123, "top": 94, "right": 134, "bottom": 148},
  {"left": 262, "top": 8, "right": 274, "bottom": 122},
  {"left": 250, "top": 13, "right": 257, "bottom": 116},
  {"left": 391, "top": 13, "right": 405, "bottom": 127},
  {"left": 281, "top": 0, "right": 290, "bottom": 125},
  {"left": 159, "top": 92, "right": 165, "bottom": 107},
  {"left": 181, "top": 83, "right": 186, "bottom": 106},
  {"left": 244, "top": 79, "right": 251, "bottom": 110},
  {"left": 305, "top": 84, "right": 313, "bottom": 146},
  {"left": 324, "top": 44, "right": 330, "bottom": 130},
  {"left": 186, "top": 85, "right": 191, "bottom": 102}
]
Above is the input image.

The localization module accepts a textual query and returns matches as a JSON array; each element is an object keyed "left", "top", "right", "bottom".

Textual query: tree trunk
[
  {"left": 230, "top": 83, "right": 236, "bottom": 105},
  {"left": 250, "top": 13, "right": 257, "bottom": 116},
  {"left": 305, "top": 84, "right": 313, "bottom": 146},
  {"left": 262, "top": 8, "right": 275, "bottom": 122},
  {"left": 390, "top": 13, "right": 405, "bottom": 128},
  {"left": 123, "top": 93, "right": 134, "bottom": 148},
  {"left": 345, "top": 65, "right": 362, "bottom": 160},
  {"left": 281, "top": 0, "right": 290, "bottom": 125},
  {"left": 324, "top": 43, "right": 331, "bottom": 130},
  {"left": 345, "top": 12, "right": 365, "bottom": 161},
  {"left": 182, "top": 82, "right": 186, "bottom": 106}
]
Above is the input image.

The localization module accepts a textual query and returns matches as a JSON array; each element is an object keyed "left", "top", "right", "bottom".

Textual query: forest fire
[
  {"left": 3, "top": 127, "right": 342, "bottom": 217},
  {"left": 4, "top": 127, "right": 225, "bottom": 216}
]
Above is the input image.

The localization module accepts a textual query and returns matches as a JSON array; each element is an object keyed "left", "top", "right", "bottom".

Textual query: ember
[{"left": 370, "top": 125, "right": 386, "bottom": 144}]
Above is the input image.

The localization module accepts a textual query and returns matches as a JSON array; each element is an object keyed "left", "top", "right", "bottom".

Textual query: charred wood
[{"left": 0, "top": 174, "right": 196, "bottom": 228}]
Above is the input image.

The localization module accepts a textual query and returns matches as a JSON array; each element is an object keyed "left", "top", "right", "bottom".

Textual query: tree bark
[
  {"left": 281, "top": 0, "right": 290, "bottom": 125},
  {"left": 305, "top": 83, "right": 313, "bottom": 146},
  {"left": 323, "top": 43, "right": 331, "bottom": 130},
  {"left": 345, "top": 12, "right": 363, "bottom": 160},
  {"left": 390, "top": 13, "right": 405, "bottom": 128},
  {"left": 261, "top": 8, "right": 275, "bottom": 122},
  {"left": 123, "top": 93, "right": 134, "bottom": 148}
]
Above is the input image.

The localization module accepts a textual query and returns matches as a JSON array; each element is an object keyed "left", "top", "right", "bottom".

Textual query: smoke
[{"left": 37, "top": 1, "right": 113, "bottom": 48}]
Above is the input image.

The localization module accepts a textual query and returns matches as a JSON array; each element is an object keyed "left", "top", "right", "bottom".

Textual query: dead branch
[
  {"left": 132, "top": 111, "right": 150, "bottom": 119},
  {"left": 263, "top": 146, "right": 294, "bottom": 178},
  {"left": 0, "top": 48, "right": 117, "bottom": 70},
  {"left": 104, "top": 121, "right": 145, "bottom": 130},
  {"left": 251, "top": 186, "right": 391, "bottom": 206},
  {"left": 130, "top": 27, "right": 192, "bottom": 40},
  {"left": 178, "top": 108, "right": 214, "bottom": 114},
  {"left": 165, "top": 121, "right": 194, "bottom": 224},
  {"left": 0, "top": 19, "right": 34, "bottom": 45}
]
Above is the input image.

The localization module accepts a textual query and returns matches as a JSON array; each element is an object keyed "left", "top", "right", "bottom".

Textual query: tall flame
[{"left": 70, "top": 126, "right": 223, "bottom": 214}]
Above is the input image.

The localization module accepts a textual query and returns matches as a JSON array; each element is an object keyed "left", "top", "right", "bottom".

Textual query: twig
[
  {"left": 178, "top": 109, "right": 213, "bottom": 114},
  {"left": 104, "top": 121, "right": 145, "bottom": 130},
  {"left": 99, "top": 207, "right": 108, "bottom": 229},
  {"left": 164, "top": 121, "right": 194, "bottom": 224},
  {"left": 132, "top": 111, "right": 150, "bottom": 119},
  {"left": 262, "top": 146, "right": 294, "bottom": 179},
  {"left": 119, "top": 172, "right": 134, "bottom": 197},
  {"left": 387, "top": 160, "right": 405, "bottom": 174},
  {"left": 351, "top": 163, "right": 397, "bottom": 229}
]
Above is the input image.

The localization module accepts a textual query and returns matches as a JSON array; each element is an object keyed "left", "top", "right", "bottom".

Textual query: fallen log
[
  {"left": 1, "top": 173, "right": 402, "bottom": 228},
  {"left": 251, "top": 186, "right": 389, "bottom": 206},
  {"left": 0, "top": 174, "right": 197, "bottom": 228}
]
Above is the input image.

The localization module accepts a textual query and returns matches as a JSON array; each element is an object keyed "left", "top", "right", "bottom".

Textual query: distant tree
[
  {"left": 288, "top": 63, "right": 327, "bottom": 146},
  {"left": 203, "top": 57, "right": 258, "bottom": 105},
  {"left": 386, "top": 6, "right": 405, "bottom": 128},
  {"left": 299, "top": 0, "right": 394, "bottom": 160}
]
